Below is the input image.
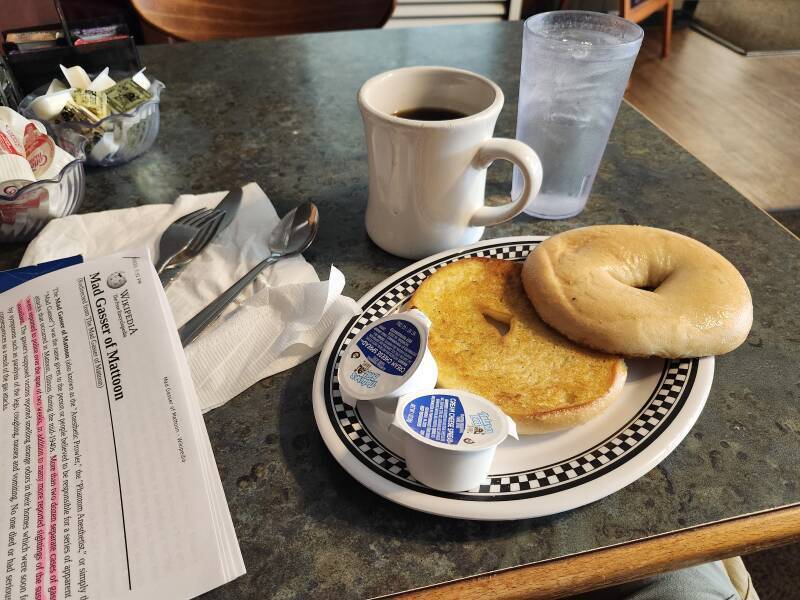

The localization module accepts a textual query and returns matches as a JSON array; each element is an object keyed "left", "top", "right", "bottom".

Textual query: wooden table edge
[{"left": 383, "top": 503, "right": 800, "bottom": 600}]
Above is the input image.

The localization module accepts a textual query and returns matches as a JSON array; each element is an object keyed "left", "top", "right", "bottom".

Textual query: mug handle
[{"left": 468, "top": 138, "right": 543, "bottom": 227}]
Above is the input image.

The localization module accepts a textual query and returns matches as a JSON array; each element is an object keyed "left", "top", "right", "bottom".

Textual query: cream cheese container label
[
  {"left": 397, "top": 391, "right": 516, "bottom": 449},
  {"left": 339, "top": 309, "right": 437, "bottom": 409},
  {"left": 402, "top": 393, "right": 466, "bottom": 445},
  {"left": 392, "top": 389, "right": 517, "bottom": 492}
]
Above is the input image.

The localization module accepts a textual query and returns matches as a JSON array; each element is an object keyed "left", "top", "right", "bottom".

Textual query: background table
[{"left": 5, "top": 21, "right": 799, "bottom": 600}]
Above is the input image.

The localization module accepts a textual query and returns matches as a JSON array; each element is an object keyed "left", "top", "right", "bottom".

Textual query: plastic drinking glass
[{"left": 512, "top": 11, "right": 643, "bottom": 219}]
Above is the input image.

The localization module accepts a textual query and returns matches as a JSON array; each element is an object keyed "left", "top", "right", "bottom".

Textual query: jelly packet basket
[
  {"left": 0, "top": 128, "right": 86, "bottom": 243},
  {"left": 19, "top": 75, "right": 164, "bottom": 167}
]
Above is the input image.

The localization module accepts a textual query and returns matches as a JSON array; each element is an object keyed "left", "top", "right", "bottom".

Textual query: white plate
[{"left": 312, "top": 237, "right": 714, "bottom": 520}]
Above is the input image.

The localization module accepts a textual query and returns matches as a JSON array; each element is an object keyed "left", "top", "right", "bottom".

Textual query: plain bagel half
[{"left": 522, "top": 225, "right": 753, "bottom": 358}]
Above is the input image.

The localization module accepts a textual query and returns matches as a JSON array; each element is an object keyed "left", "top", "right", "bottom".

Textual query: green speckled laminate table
[{"left": 5, "top": 21, "right": 799, "bottom": 600}]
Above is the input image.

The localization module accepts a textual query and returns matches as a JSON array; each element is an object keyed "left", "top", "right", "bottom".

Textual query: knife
[
  {"left": 159, "top": 187, "right": 244, "bottom": 287},
  {"left": 213, "top": 186, "right": 244, "bottom": 233}
]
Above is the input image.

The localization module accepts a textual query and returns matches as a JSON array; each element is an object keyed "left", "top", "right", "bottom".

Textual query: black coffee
[{"left": 393, "top": 107, "right": 468, "bottom": 121}]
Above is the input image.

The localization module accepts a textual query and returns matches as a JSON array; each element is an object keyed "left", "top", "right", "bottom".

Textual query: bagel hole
[
  {"left": 609, "top": 269, "right": 664, "bottom": 293},
  {"left": 482, "top": 312, "right": 511, "bottom": 336}
]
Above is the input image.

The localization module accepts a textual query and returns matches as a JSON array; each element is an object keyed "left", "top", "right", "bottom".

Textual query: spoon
[{"left": 179, "top": 201, "right": 319, "bottom": 346}]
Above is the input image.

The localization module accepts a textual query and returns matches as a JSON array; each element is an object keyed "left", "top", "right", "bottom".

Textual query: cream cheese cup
[
  {"left": 392, "top": 389, "right": 518, "bottom": 492},
  {"left": 339, "top": 308, "right": 437, "bottom": 412}
]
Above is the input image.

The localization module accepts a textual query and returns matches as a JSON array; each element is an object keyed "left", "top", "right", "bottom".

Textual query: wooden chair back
[
  {"left": 130, "top": 0, "right": 396, "bottom": 41},
  {"left": 620, "top": 0, "right": 673, "bottom": 58}
]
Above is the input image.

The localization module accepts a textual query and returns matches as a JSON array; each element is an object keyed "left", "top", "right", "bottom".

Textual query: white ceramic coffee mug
[{"left": 358, "top": 66, "right": 543, "bottom": 259}]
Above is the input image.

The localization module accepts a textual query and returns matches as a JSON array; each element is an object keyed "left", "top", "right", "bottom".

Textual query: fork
[
  {"left": 154, "top": 208, "right": 225, "bottom": 273},
  {"left": 158, "top": 211, "right": 225, "bottom": 288}
]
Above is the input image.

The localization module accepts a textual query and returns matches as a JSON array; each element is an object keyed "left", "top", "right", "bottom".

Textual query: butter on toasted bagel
[{"left": 407, "top": 258, "right": 626, "bottom": 434}]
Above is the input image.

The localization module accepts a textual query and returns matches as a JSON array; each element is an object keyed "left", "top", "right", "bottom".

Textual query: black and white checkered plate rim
[{"left": 323, "top": 239, "right": 699, "bottom": 501}]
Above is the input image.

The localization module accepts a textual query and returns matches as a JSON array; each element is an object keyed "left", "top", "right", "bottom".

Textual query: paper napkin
[{"left": 21, "top": 182, "right": 360, "bottom": 412}]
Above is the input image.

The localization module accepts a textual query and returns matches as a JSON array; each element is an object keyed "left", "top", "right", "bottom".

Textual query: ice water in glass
[{"left": 513, "top": 11, "right": 643, "bottom": 219}]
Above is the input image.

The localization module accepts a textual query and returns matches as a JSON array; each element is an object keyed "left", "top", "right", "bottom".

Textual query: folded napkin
[{"left": 21, "top": 183, "right": 360, "bottom": 412}]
